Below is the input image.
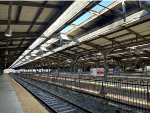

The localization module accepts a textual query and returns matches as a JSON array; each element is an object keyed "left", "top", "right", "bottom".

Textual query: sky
[{"left": 61, "top": 0, "right": 115, "bottom": 33}]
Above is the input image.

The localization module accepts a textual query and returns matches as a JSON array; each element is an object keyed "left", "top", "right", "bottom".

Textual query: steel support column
[
  {"left": 100, "top": 48, "right": 113, "bottom": 96},
  {"left": 101, "top": 48, "right": 113, "bottom": 78}
]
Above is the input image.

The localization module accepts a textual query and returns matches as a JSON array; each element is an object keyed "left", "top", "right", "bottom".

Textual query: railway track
[
  {"left": 18, "top": 74, "right": 150, "bottom": 112},
  {"left": 11, "top": 75, "right": 91, "bottom": 113}
]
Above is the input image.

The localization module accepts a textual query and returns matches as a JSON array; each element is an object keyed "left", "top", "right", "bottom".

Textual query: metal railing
[{"left": 16, "top": 73, "right": 150, "bottom": 112}]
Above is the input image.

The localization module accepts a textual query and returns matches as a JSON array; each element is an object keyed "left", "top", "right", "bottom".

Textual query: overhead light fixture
[
  {"left": 5, "top": 28, "right": 12, "bottom": 37},
  {"left": 5, "top": 1, "right": 12, "bottom": 37},
  {"left": 60, "top": 34, "right": 71, "bottom": 45}
]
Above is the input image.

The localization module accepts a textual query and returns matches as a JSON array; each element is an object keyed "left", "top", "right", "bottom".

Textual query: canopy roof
[
  {"left": 0, "top": 1, "right": 150, "bottom": 69},
  {"left": 0, "top": 1, "right": 73, "bottom": 68}
]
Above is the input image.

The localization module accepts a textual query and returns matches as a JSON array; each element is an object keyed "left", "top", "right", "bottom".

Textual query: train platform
[
  {"left": 0, "top": 74, "right": 23, "bottom": 113},
  {"left": 0, "top": 74, "right": 49, "bottom": 113}
]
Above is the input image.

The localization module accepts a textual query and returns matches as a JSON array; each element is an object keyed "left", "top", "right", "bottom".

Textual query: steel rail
[{"left": 11, "top": 75, "right": 92, "bottom": 113}]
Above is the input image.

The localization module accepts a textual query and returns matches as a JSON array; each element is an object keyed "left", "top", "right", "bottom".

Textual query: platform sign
[
  {"left": 90, "top": 68, "right": 104, "bottom": 76},
  {"left": 109, "top": 68, "right": 113, "bottom": 74},
  {"left": 90, "top": 68, "right": 113, "bottom": 76}
]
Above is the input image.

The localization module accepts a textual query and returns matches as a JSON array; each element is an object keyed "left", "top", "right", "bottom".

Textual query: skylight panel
[
  {"left": 92, "top": 0, "right": 115, "bottom": 12},
  {"left": 99, "top": 0, "right": 115, "bottom": 7},
  {"left": 61, "top": 26, "right": 74, "bottom": 33},
  {"left": 72, "top": 12, "right": 93, "bottom": 25},
  {"left": 92, "top": 4, "right": 104, "bottom": 12}
]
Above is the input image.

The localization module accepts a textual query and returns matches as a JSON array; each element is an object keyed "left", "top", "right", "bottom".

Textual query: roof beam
[
  {"left": 143, "top": 50, "right": 150, "bottom": 56},
  {"left": 15, "top": 6, "right": 22, "bottom": 23},
  {"left": 65, "top": 49, "right": 79, "bottom": 55},
  {"left": 27, "top": 1, "right": 48, "bottom": 33},
  {"left": 77, "top": 46, "right": 88, "bottom": 51},
  {"left": 0, "top": 20, "right": 46, "bottom": 25},
  {"left": 0, "top": 32, "right": 38, "bottom": 36},
  {"left": 86, "top": 18, "right": 150, "bottom": 44},
  {"left": 1, "top": 38, "right": 34, "bottom": 42},
  {"left": 0, "top": 47, "right": 26, "bottom": 51},
  {"left": 18, "top": 2, "right": 74, "bottom": 64},
  {"left": 106, "top": 34, "right": 150, "bottom": 50},
  {"left": 39, "top": 2, "right": 73, "bottom": 36},
  {"left": 11, "top": 1, "right": 99, "bottom": 68},
  {"left": 120, "top": 26, "right": 146, "bottom": 39},
  {"left": 59, "top": 51, "right": 74, "bottom": 58},
  {"left": 71, "top": 49, "right": 96, "bottom": 59},
  {"left": 141, "top": 5, "right": 150, "bottom": 13},
  {"left": 102, "top": 35, "right": 121, "bottom": 46},
  {"left": 0, "top": 43, "right": 27, "bottom": 47},
  {"left": 18, "top": 1, "right": 48, "bottom": 57},
  {"left": 5, "top": 1, "right": 12, "bottom": 64},
  {"left": 139, "top": 1, "right": 150, "bottom": 13},
  {"left": 0, "top": 32, "right": 38, "bottom": 41},
  {"left": 82, "top": 42, "right": 103, "bottom": 51},
  {"left": 0, "top": 1, "right": 62, "bottom": 9},
  {"left": 0, "top": 37, "right": 37, "bottom": 42},
  {"left": 14, "top": 39, "right": 25, "bottom": 56},
  {"left": 6, "top": 1, "right": 12, "bottom": 31},
  {"left": 109, "top": 33, "right": 131, "bottom": 40},
  {"left": 10, "top": 40, "right": 13, "bottom": 46},
  {"left": 69, "top": 33, "right": 150, "bottom": 58},
  {"left": 0, "top": 53, "right": 21, "bottom": 56}
]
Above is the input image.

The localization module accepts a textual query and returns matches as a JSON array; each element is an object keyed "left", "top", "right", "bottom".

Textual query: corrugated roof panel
[
  {"left": 30, "top": 25, "right": 41, "bottom": 32},
  {"left": 20, "top": 6, "right": 38, "bottom": 21},
  {"left": 107, "top": 30, "right": 129, "bottom": 38},
  {"left": 12, "top": 41, "right": 21, "bottom": 44},
  {"left": 138, "top": 30, "right": 150, "bottom": 36},
  {"left": 0, "top": 5, "right": 17, "bottom": 21},
  {"left": 36, "top": 8, "right": 57, "bottom": 22},
  {"left": 91, "top": 38, "right": 111, "bottom": 45},
  {"left": 130, "top": 21, "right": 150, "bottom": 33},
  {"left": 115, "top": 34, "right": 135, "bottom": 41},
  {"left": 10, "top": 25, "right": 30, "bottom": 32},
  {"left": 79, "top": 44, "right": 93, "bottom": 49},
  {"left": 0, "top": 25, "right": 7, "bottom": 32}
]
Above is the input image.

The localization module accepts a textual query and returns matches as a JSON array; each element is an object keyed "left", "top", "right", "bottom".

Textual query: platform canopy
[
  {"left": 0, "top": 1, "right": 150, "bottom": 69},
  {"left": 0, "top": 1, "right": 74, "bottom": 69}
]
